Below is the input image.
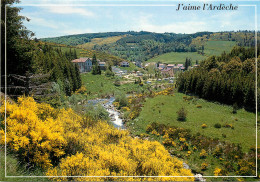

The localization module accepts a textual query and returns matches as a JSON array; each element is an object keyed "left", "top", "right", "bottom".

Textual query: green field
[
  {"left": 204, "top": 41, "right": 237, "bottom": 56},
  {"left": 127, "top": 93, "right": 257, "bottom": 152},
  {"left": 77, "top": 35, "right": 125, "bottom": 50},
  {"left": 0, "top": 148, "right": 49, "bottom": 181},
  {"left": 81, "top": 73, "right": 152, "bottom": 99},
  {"left": 146, "top": 52, "right": 208, "bottom": 64},
  {"left": 146, "top": 40, "right": 237, "bottom": 64}
]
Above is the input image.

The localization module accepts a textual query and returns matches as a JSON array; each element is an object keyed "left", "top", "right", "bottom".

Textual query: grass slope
[
  {"left": 52, "top": 45, "right": 128, "bottom": 65},
  {"left": 146, "top": 52, "right": 207, "bottom": 64},
  {"left": 81, "top": 73, "right": 151, "bottom": 99},
  {"left": 127, "top": 93, "right": 257, "bottom": 152},
  {"left": 77, "top": 35, "right": 126, "bottom": 49},
  {"left": 204, "top": 41, "right": 237, "bottom": 56},
  {"left": 0, "top": 148, "right": 49, "bottom": 181}
]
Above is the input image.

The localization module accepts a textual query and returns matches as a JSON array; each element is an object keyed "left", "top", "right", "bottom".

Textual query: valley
[{"left": 1, "top": 1, "right": 259, "bottom": 180}]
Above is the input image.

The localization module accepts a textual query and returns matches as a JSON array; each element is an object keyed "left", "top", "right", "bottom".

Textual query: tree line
[
  {"left": 177, "top": 46, "right": 259, "bottom": 111},
  {"left": 1, "top": 0, "right": 81, "bottom": 106}
]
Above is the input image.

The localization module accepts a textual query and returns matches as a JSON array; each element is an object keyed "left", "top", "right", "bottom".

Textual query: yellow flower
[
  {"left": 214, "top": 167, "right": 222, "bottom": 176},
  {"left": 200, "top": 149, "right": 207, "bottom": 158},
  {"left": 201, "top": 124, "right": 207, "bottom": 128},
  {"left": 179, "top": 137, "right": 186, "bottom": 143}
]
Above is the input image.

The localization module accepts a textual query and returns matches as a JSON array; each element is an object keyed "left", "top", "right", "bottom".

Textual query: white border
[{"left": 3, "top": 0, "right": 258, "bottom": 179}]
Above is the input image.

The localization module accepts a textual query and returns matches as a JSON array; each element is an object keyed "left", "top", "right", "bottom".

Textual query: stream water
[{"left": 87, "top": 97, "right": 125, "bottom": 129}]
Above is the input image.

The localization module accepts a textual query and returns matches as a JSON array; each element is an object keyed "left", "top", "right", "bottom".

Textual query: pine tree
[
  {"left": 92, "top": 54, "right": 97, "bottom": 65},
  {"left": 73, "top": 49, "right": 77, "bottom": 59},
  {"left": 74, "top": 64, "right": 82, "bottom": 89}
]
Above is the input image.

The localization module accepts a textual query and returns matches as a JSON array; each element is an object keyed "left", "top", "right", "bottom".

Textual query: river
[{"left": 87, "top": 97, "right": 125, "bottom": 129}]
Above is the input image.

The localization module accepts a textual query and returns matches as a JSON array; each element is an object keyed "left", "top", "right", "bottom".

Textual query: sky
[{"left": 13, "top": 0, "right": 260, "bottom": 38}]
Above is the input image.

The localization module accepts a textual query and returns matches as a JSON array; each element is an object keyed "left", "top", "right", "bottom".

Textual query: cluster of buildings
[
  {"left": 71, "top": 58, "right": 130, "bottom": 73},
  {"left": 157, "top": 63, "right": 198, "bottom": 77},
  {"left": 72, "top": 57, "right": 198, "bottom": 77}
]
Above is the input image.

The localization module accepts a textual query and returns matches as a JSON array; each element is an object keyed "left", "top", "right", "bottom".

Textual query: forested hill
[
  {"left": 41, "top": 31, "right": 258, "bottom": 62},
  {"left": 41, "top": 31, "right": 213, "bottom": 46},
  {"left": 41, "top": 31, "right": 213, "bottom": 61},
  {"left": 177, "top": 45, "right": 260, "bottom": 111}
]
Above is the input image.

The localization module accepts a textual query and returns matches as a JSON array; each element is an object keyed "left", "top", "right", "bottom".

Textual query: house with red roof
[{"left": 71, "top": 57, "right": 92, "bottom": 72}]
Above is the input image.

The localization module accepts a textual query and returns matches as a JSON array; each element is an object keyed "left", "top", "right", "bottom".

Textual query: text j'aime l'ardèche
[{"left": 176, "top": 3, "right": 238, "bottom": 11}]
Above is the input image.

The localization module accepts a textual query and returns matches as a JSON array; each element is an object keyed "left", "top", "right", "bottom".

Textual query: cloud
[
  {"left": 61, "top": 28, "right": 94, "bottom": 35},
  {"left": 136, "top": 15, "right": 207, "bottom": 34},
  {"left": 45, "top": 6, "right": 95, "bottom": 17},
  {"left": 25, "top": 16, "right": 59, "bottom": 29}
]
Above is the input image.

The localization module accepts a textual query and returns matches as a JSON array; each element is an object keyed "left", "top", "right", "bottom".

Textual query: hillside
[
  {"left": 77, "top": 35, "right": 127, "bottom": 49},
  {"left": 41, "top": 31, "right": 213, "bottom": 62},
  {"left": 41, "top": 32, "right": 129, "bottom": 46},
  {"left": 41, "top": 31, "right": 258, "bottom": 64},
  {"left": 146, "top": 52, "right": 208, "bottom": 64},
  {"left": 191, "top": 31, "right": 259, "bottom": 48},
  {"left": 37, "top": 41, "right": 130, "bottom": 66},
  {"left": 203, "top": 41, "right": 237, "bottom": 56},
  {"left": 177, "top": 45, "right": 259, "bottom": 110}
]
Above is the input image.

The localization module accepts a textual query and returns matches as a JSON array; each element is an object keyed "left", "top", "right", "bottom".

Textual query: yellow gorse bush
[
  {"left": 1, "top": 97, "right": 66, "bottom": 168},
  {"left": 1, "top": 96, "right": 194, "bottom": 181},
  {"left": 75, "top": 86, "right": 87, "bottom": 94}
]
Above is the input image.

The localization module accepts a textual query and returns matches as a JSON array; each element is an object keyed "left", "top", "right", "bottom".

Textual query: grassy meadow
[
  {"left": 81, "top": 72, "right": 152, "bottom": 99},
  {"left": 204, "top": 41, "right": 237, "bottom": 56},
  {"left": 146, "top": 40, "right": 237, "bottom": 65},
  {"left": 146, "top": 52, "right": 207, "bottom": 64},
  {"left": 127, "top": 93, "right": 257, "bottom": 152},
  {"left": 77, "top": 35, "right": 125, "bottom": 49}
]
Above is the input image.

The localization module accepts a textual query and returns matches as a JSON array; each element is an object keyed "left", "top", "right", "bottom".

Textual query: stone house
[{"left": 71, "top": 57, "right": 92, "bottom": 73}]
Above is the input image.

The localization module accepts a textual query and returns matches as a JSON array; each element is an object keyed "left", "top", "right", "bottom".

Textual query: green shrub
[
  {"left": 85, "top": 104, "right": 109, "bottom": 120},
  {"left": 139, "top": 81, "right": 144, "bottom": 86},
  {"left": 177, "top": 107, "right": 187, "bottom": 121},
  {"left": 114, "top": 79, "right": 121, "bottom": 86},
  {"left": 146, "top": 124, "right": 153, "bottom": 133},
  {"left": 115, "top": 91, "right": 128, "bottom": 108},
  {"left": 105, "top": 70, "right": 114, "bottom": 77},
  {"left": 214, "top": 123, "right": 222, "bottom": 128},
  {"left": 213, "top": 146, "right": 223, "bottom": 158},
  {"left": 232, "top": 103, "right": 239, "bottom": 114},
  {"left": 223, "top": 123, "right": 233, "bottom": 128}
]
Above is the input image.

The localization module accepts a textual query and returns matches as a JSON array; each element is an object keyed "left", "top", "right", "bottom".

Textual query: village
[
  {"left": 71, "top": 57, "right": 199, "bottom": 83},
  {"left": 2, "top": 0, "right": 258, "bottom": 180}
]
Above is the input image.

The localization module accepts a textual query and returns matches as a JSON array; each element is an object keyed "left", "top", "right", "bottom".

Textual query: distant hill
[
  {"left": 41, "top": 31, "right": 258, "bottom": 63},
  {"left": 77, "top": 35, "right": 127, "bottom": 50},
  {"left": 191, "top": 31, "right": 259, "bottom": 47},
  {"left": 37, "top": 41, "right": 130, "bottom": 66},
  {"left": 41, "top": 31, "right": 213, "bottom": 62},
  {"left": 41, "top": 32, "right": 130, "bottom": 46}
]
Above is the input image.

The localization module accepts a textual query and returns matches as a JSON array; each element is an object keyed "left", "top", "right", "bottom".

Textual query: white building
[{"left": 120, "top": 61, "right": 130, "bottom": 67}]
